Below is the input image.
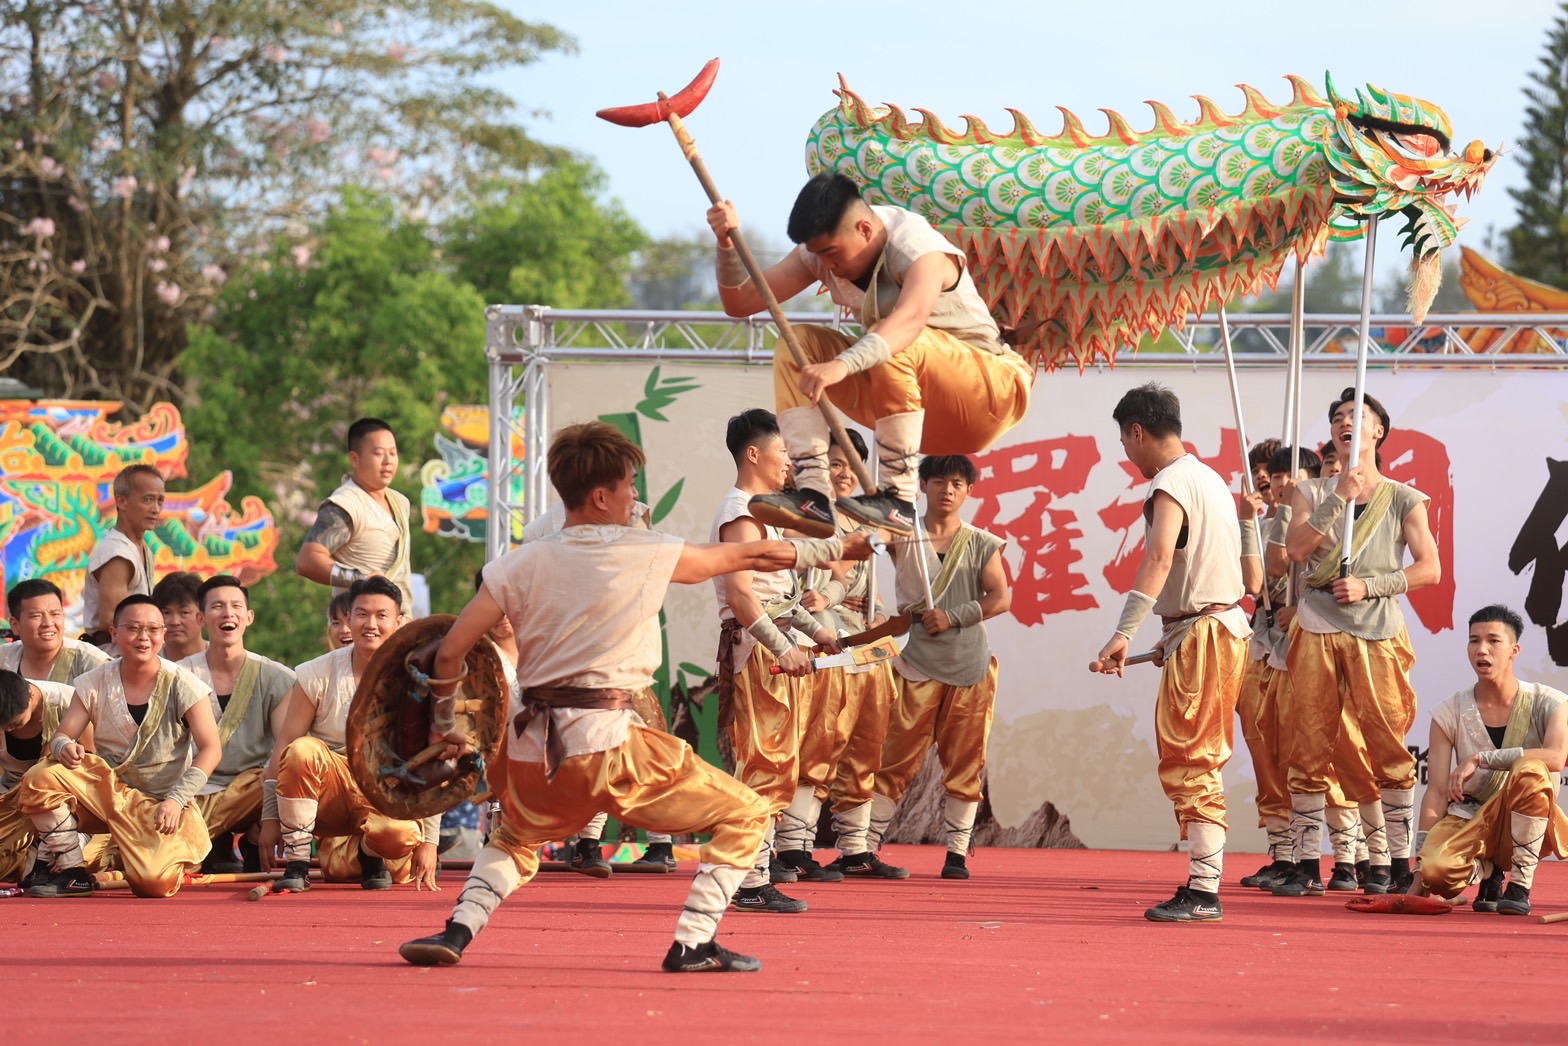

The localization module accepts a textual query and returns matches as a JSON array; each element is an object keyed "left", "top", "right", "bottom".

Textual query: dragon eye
[{"left": 1393, "top": 132, "right": 1441, "bottom": 157}]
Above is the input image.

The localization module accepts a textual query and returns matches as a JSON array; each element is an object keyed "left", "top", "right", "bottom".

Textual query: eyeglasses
[{"left": 118, "top": 625, "right": 166, "bottom": 638}]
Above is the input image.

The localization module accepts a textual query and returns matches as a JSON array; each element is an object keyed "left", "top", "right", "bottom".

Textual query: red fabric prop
[{"left": 1345, "top": 895, "right": 1453, "bottom": 915}]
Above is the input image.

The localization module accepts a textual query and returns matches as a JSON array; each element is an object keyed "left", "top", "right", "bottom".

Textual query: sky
[{"left": 493, "top": 0, "right": 1561, "bottom": 279}]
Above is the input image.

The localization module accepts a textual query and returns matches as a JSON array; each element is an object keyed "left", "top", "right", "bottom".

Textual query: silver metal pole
[
  {"left": 1218, "top": 305, "right": 1272, "bottom": 616},
  {"left": 1287, "top": 258, "right": 1305, "bottom": 457},
  {"left": 1338, "top": 224, "right": 1379, "bottom": 578}
]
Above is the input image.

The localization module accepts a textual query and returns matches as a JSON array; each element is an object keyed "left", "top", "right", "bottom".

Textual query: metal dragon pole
[
  {"left": 1217, "top": 305, "right": 1272, "bottom": 618},
  {"left": 1338, "top": 223, "right": 1379, "bottom": 579}
]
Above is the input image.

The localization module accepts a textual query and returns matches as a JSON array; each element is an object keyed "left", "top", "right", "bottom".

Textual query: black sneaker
[
  {"left": 661, "top": 939, "right": 762, "bottom": 973},
  {"left": 273, "top": 860, "right": 311, "bottom": 893},
  {"left": 836, "top": 490, "right": 916, "bottom": 536},
  {"left": 1270, "top": 864, "right": 1324, "bottom": 897},
  {"left": 747, "top": 490, "right": 837, "bottom": 538},
  {"left": 1390, "top": 862, "right": 1414, "bottom": 896},
  {"left": 1496, "top": 882, "right": 1531, "bottom": 916},
  {"left": 941, "top": 852, "right": 970, "bottom": 880},
  {"left": 399, "top": 920, "right": 474, "bottom": 966},
  {"left": 1240, "top": 861, "right": 1293, "bottom": 889},
  {"left": 775, "top": 849, "right": 845, "bottom": 882},
  {"left": 570, "top": 838, "right": 612, "bottom": 879},
  {"left": 360, "top": 853, "right": 394, "bottom": 890},
  {"left": 768, "top": 860, "right": 799, "bottom": 885},
  {"left": 1327, "top": 863, "right": 1360, "bottom": 892},
  {"left": 1363, "top": 866, "right": 1394, "bottom": 895},
  {"left": 1145, "top": 885, "right": 1223, "bottom": 923},
  {"left": 1473, "top": 869, "right": 1506, "bottom": 913},
  {"left": 732, "top": 884, "right": 808, "bottom": 913},
  {"left": 1354, "top": 859, "right": 1370, "bottom": 887},
  {"left": 828, "top": 852, "right": 911, "bottom": 880},
  {"left": 26, "top": 866, "right": 94, "bottom": 898},
  {"left": 631, "top": 842, "right": 677, "bottom": 872},
  {"left": 202, "top": 837, "right": 243, "bottom": 875}
]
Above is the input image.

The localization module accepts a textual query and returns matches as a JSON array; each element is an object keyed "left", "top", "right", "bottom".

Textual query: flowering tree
[{"left": 0, "top": 0, "right": 570, "bottom": 411}]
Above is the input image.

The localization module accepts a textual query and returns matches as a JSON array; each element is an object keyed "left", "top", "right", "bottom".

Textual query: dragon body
[{"left": 805, "top": 75, "right": 1495, "bottom": 369}]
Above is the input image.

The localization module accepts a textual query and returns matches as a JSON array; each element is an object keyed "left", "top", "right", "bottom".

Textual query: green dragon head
[{"left": 1323, "top": 73, "right": 1496, "bottom": 319}]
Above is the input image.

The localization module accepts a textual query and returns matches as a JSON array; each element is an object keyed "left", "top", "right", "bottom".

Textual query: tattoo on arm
[{"left": 304, "top": 503, "right": 353, "bottom": 553}]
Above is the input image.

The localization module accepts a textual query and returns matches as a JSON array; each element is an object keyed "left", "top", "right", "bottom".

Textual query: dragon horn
[{"left": 1324, "top": 71, "right": 1346, "bottom": 108}]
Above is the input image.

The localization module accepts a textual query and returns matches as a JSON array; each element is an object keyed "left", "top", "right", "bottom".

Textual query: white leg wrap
[
  {"left": 1510, "top": 812, "right": 1547, "bottom": 891},
  {"left": 1358, "top": 800, "right": 1389, "bottom": 866},
  {"left": 645, "top": 832, "right": 674, "bottom": 845},
  {"left": 578, "top": 812, "right": 608, "bottom": 842},
  {"left": 1354, "top": 817, "right": 1370, "bottom": 864},
  {"left": 450, "top": 845, "right": 525, "bottom": 937},
  {"left": 1186, "top": 820, "right": 1225, "bottom": 895},
  {"left": 1325, "top": 805, "right": 1359, "bottom": 865},
  {"left": 833, "top": 800, "right": 873, "bottom": 857},
  {"left": 774, "top": 785, "right": 821, "bottom": 854},
  {"left": 942, "top": 796, "right": 980, "bottom": 856},
  {"left": 29, "top": 805, "right": 83, "bottom": 870},
  {"left": 740, "top": 821, "right": 774, "bottom": 890},
  {"left": 1380, "top": 788, "right": 1415, "bottom": 860},
  {"left": 867, "top": 793, "right": 898, "bottom": 853},
  {"left": 276, "top": 796, "right": 319, "bottom": 863},
  {"left": 873, "top": 411, "right": 924, "bottom": 504},
  {"left": 1288, "top": 793, "right": 1325, "bottom": 863},
  {"left": 779, "top": 407, "right": 833, "bottom": 499},
  {"left": 1264, "top": 815, "right": 1292, "bottom": 863},
  {"left": 674, "top": 863, "right": 749, "bottom": 947}
]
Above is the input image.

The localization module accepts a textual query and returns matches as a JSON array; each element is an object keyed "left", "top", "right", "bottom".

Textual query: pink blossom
[
  {"left": 303, "top": 118, "right": 331, "bottom": 145},
  {"left": 95, "top": 71, "right": 117, "bottom": 93},
  {"left": 70, "top": 259, "right": 87, "bottom": 275},
  {"left": 154, "top": 235, "right": 171, "bottom": 252},
  {"left": 66, "top": 196, "right": 88, "bottom": 213},
  {"left": 209, "top": 35, "right": 228, "bottom": 49},
  {"left": 93, "top": 135, "right": 119, "bottom": 152},
  {"left": 200, "top": 264, "right": 226, "bottom": 285},
  {"left": 376, "top": 166, "right": 396, "bottom": 182},
  {"left": 38, "top": 248, "right": 51, "bottom": 261},
  {"left": 365, "top": 147, "right": 399, "bottom": 166},
  {"left": 38, "top": 156, "right": 61, "bottom": 178},
  {"left": 20, "top": 217, "right": 55, "bottom": 238},
  {"left": 148, "top": 258, "right": 167, "bottom": 272},
  {"left": 291, "top": 244, "right": 312, "bottom": 266},
  {"left": 331, "top": 21, "right": 343, "bottom": 35},
  {"left": 387, "top": 43, "right": 409, "bottom": 63},
  {"left": 263, "top": 43, "right": 287, "bottom": 63},
  {"left": 154, "top": 281, "right": 180, "bottom": 306},
  {"left": 110, "top": 175, "right": 137, "bottom": 199}
]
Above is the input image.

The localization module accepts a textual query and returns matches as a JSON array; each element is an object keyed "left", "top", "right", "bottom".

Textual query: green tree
[
  {"left": 181, "top": 190, "right": 490, "bottom": 664},
  {"left": 1505, "top": 2, "right": 1568, "bottom": 288},
  {"left": 1, "top": 0, "right": 571, "bottom": 411}
]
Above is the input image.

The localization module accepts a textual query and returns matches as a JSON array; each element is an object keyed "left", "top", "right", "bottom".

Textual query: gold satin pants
[
  {"left": 277, "top": 737, "right": 422, "bottom": 861},
  {"left": 17, "top": 754, "right": 210, "bottom": 897},
  {"left": 828, "top": 664, "right": 898, "bottom": 811},
  {"left": 1282, "top": 624, "right": 1418, "bottom": 793},
  {"left": 798, "top": 666, "right": 852, "bottom": 791},
  {"left": 0, "top": 787, "right": 33, "bottom": 882},
  {"left": 875, "top": 658, "right": 999, "bottom": 804},
  {"left": 487, "top": 725, "right": 769, "bottom": 882},
  {"left": 1418, "top": 758, "right": 1568, "bottom": 898},
  {"left": 194, "top": 766, "right": 265, "bottom": 838},
  {"left": 1155, "top": 619, "right": 1247, "bottom": 832},
  {"left": 776, "top": 326, "right": 1032, "bottom": 455},
  {"left": 728, "top": 641, "right": 803, "bottom": 813},
  {"left": 1244, "top": 660, "right": 1378, "bottom": 823}
]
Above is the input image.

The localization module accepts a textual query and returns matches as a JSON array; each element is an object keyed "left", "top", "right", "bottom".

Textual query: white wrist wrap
[
  {"left": 1306, "top": 492, "right": 1347, "bottom": 534},
  {"left": 1115, "top": 590, "right": 1157, "bottom": 639},
  {"left": 49, "top": 735, "right": 71, "bottom": 762},
  {"left": 789, "top": 536, "right": 844, "bottom": 570},
  {"left": 262, "top": 778, "right": 279, "bottom": 822},
  {"left": 834, "top": 332, "right": 892, "bottom": 375},
  {"left": 716, "top": 245, "right": 747, "bottom": 288},
  {"left": 1363, "top": 571, "right": 1409, "bottom": 598},
  {"left": 747, "top": 615, "right": 795, "bottom": 658}
]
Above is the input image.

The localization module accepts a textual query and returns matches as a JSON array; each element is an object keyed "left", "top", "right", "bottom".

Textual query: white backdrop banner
[{"left": 547, "top": 359, "right": 1568, "bottom": 850}]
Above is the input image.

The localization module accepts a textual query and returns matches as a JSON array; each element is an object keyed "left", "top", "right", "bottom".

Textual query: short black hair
[
  {"left": 348, "top": 417, "right": 395, "bottom": 454},
  {"left": 1112, "top": 382, "right": 1182, "bottom": 439},
  {"left": 830, "top": 429, "right": 869, "bottom": 463},
  {"left": 1469, "top": 604, "right": 1525, "bottom": 642},
  {"left": 787, "top": 172, "right": 868, "bottom": 244},
  {"left": 1248, "top": 438, "right": 1282, "bottom": 471},
  {"left": 725, "top": 408, "right": 779, "bottom": 463},
  {"left": 327, "top": 590, "right": 353, "bottom": 622},
  {"left": 1267, "top": 445, "right": 1322, "bottom": 479},
  {"left": 7, "top": 578, "right": 64, "bottom": 619},
  {"left": 1328, "top": 388, "right": 1391, "bottom": 448},
  {"left": 197, "top": 574, "right": 248, "bottom": 611},
  {"left": 919, "top": 455, "right": 979, "bottom": 486},
  {"left": 0, "top": 670, "right": 31, "bottom": 727},
  {"left": 152, "top": 570, "right": 202, "bottom": 611},
  {"left": 1319, "top": 439, "right": 1338, "bottom": 460},
  {"left": 113, "top": 593, "right": 162, "bottom": 624},
  {"left": 348, "top": 575, "right": 404, "bottom": 615}
]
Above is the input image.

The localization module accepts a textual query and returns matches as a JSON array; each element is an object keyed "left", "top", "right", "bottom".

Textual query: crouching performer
[{"left": 398, "top": 422, "right": 871, "bottom": 972}]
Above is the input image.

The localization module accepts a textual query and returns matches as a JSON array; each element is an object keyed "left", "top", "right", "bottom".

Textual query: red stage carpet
[{"left": 6, "top": 846, "right": 1560, "bottom": 1042}]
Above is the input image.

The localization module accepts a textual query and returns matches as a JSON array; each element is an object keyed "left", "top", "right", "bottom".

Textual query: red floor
[{"left": 6, "top": 846, "right": 1562, "bottom": 1042}]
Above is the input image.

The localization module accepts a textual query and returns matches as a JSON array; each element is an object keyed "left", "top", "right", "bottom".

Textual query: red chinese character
[
  {"left": 970, "top": 437, "right": 1101, "bottom": 625},
  {"left": 1382, "top": 429, "right": 1455, "bottom": 633}
]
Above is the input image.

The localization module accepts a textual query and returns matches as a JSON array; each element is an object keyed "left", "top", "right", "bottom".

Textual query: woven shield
[{"left": 346, "top": 615, "right": 508, "bottom": 821}]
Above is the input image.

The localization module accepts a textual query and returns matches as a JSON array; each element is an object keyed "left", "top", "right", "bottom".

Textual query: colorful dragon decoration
[
  {"left": 806, "top": 74, "right": 1496, "bottom": 369},
  {"left": 0, "top": 401, "right": 279, "bottom": 629},
  {"left": 419, "top": 405, "right": 525, "bottom": 545}
]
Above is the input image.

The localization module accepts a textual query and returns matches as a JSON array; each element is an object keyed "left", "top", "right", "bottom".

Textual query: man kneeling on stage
[
  {"left": 399, "top": 421, "right": 872, "bottom": 973},
  {"left": 1412, "top": 605, "right": 1568, "bottom": 915}
]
